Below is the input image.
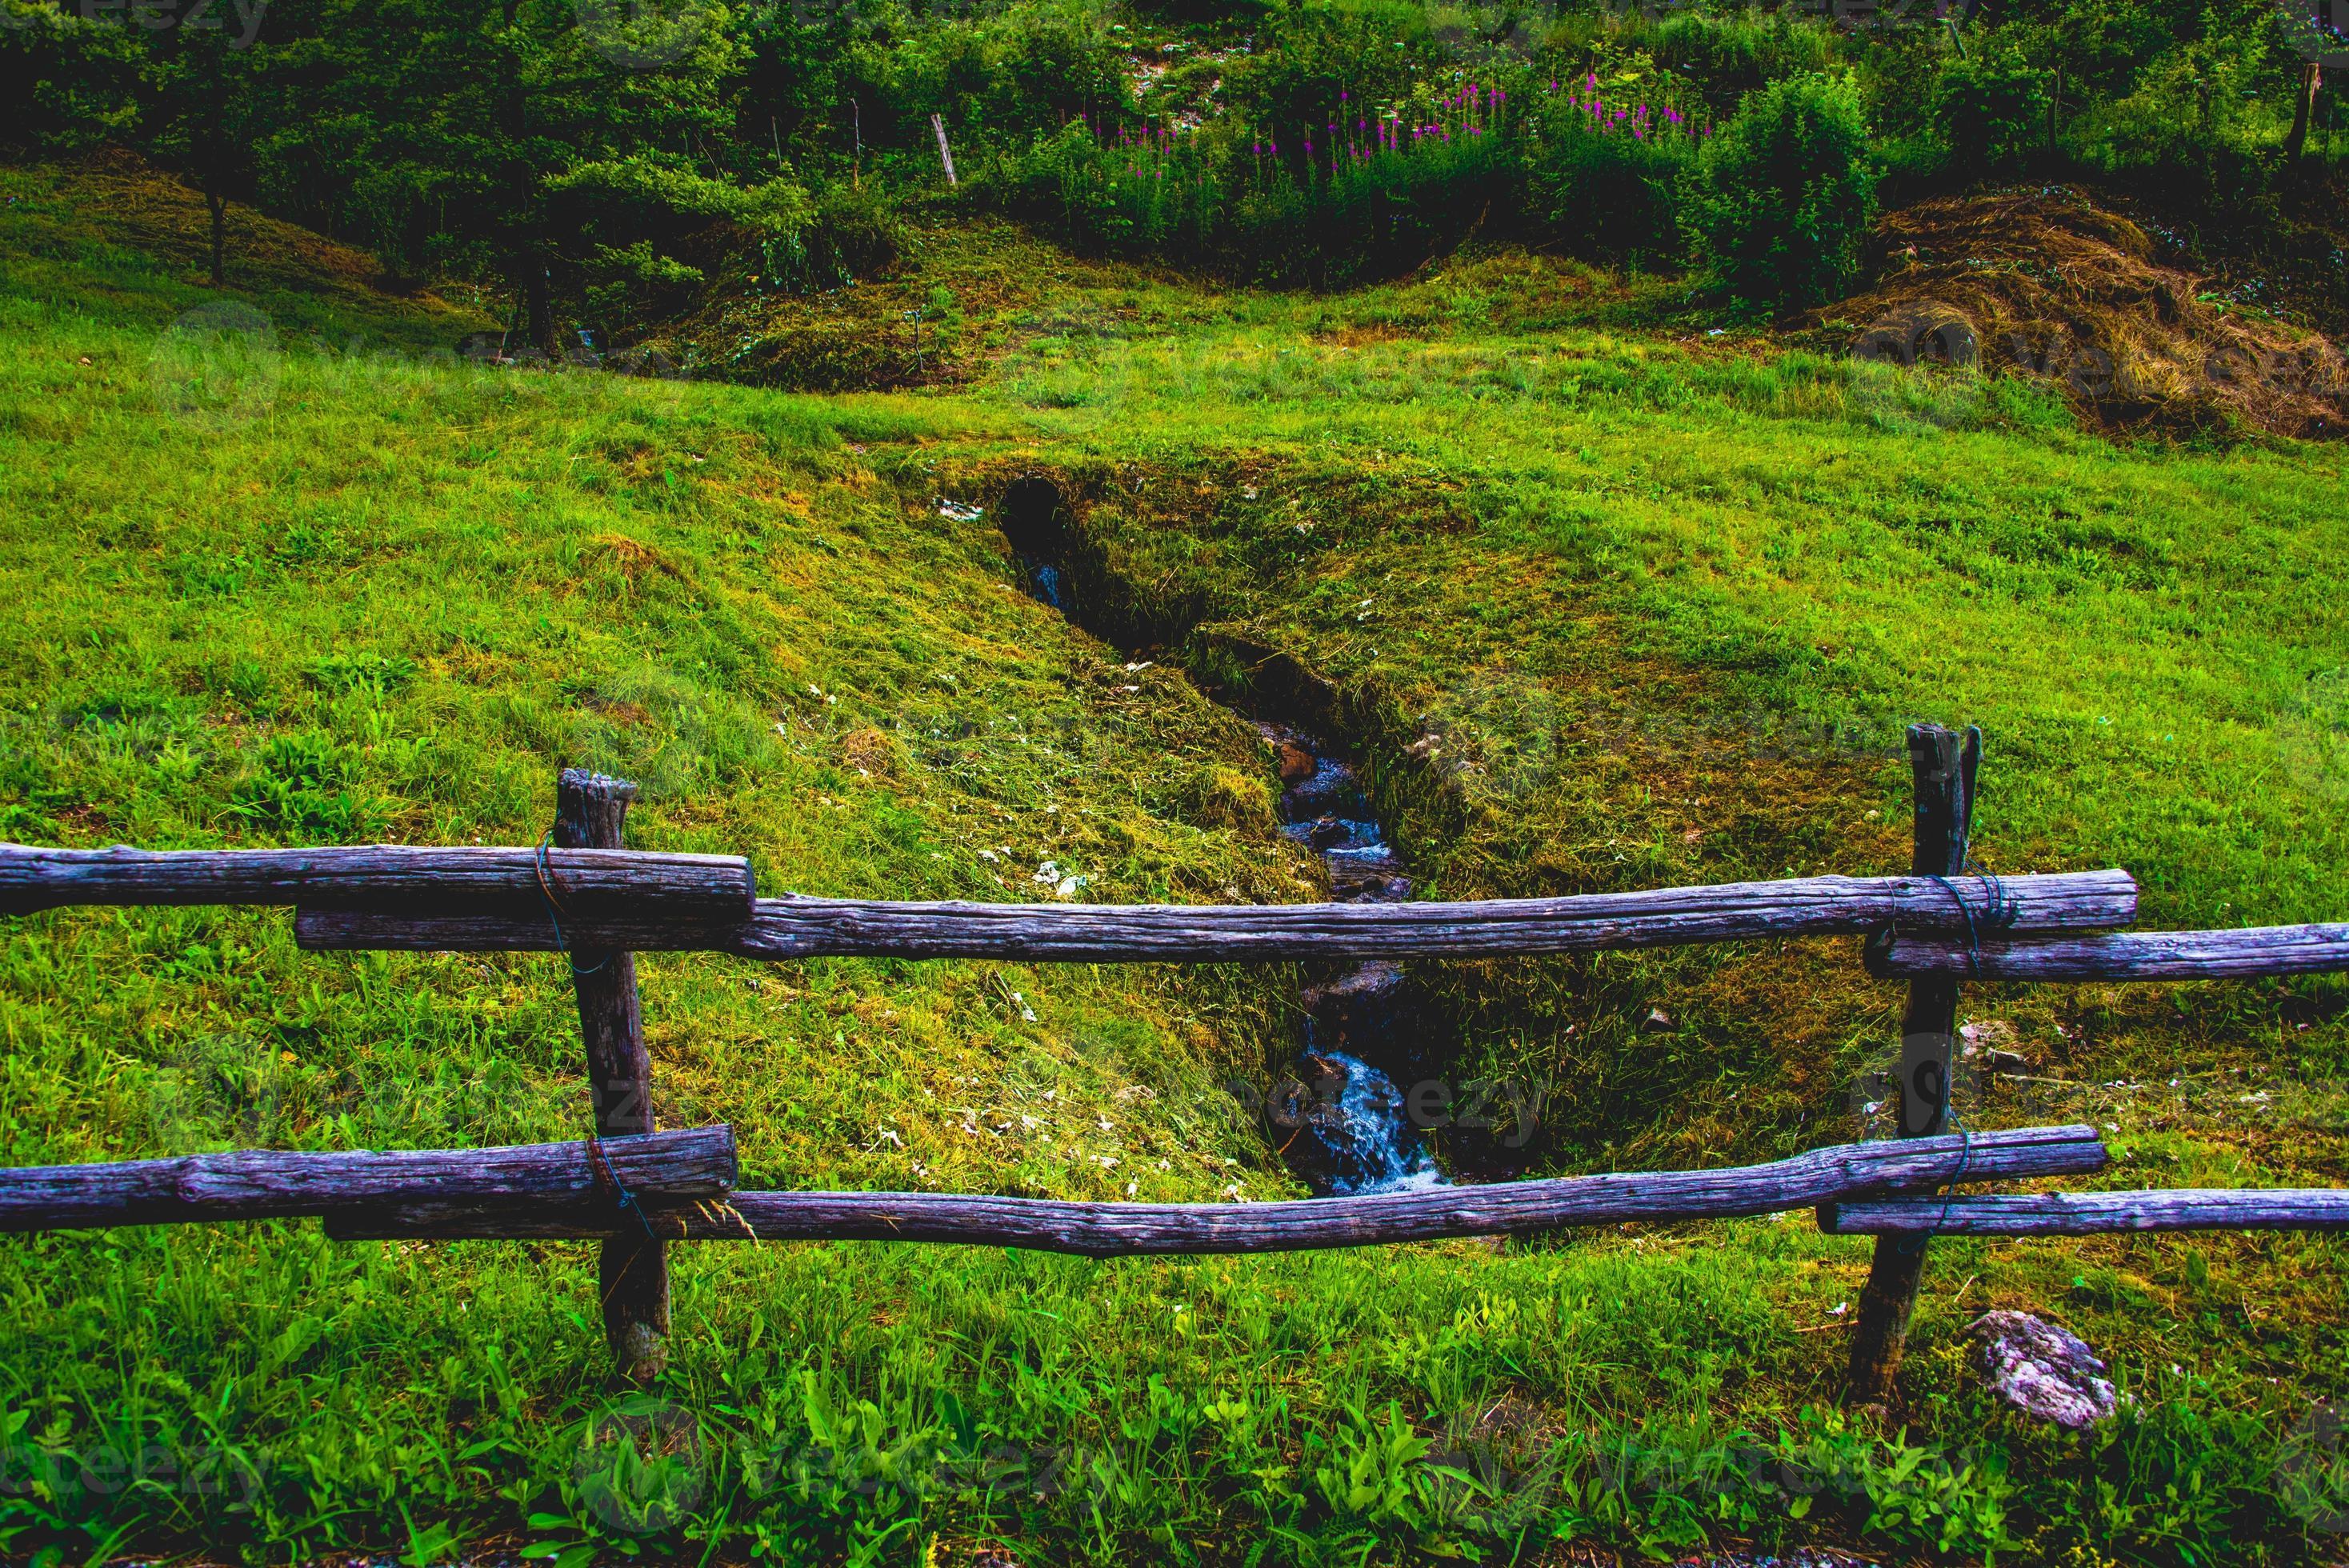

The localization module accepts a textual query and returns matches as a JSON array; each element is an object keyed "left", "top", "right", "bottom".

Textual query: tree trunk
[
  {"left": 206, "top": 189, "right": 226, "bottom": 288},
  {"left": 2286, "top": 63, "right": 2320, "bottom": 164}
]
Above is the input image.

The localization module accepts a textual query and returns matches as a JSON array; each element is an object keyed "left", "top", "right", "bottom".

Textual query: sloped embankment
[
  {"left": 943, "top": 459, "right": 1903, "bottom": 1182},
  {"left": 1828, "top": 185, "right": 2348, "bottom": 439}
]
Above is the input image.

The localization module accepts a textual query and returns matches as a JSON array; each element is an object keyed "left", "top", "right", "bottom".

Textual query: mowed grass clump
[{"left": 2, "top": 161, "right": 2347, "bottom": 1565}]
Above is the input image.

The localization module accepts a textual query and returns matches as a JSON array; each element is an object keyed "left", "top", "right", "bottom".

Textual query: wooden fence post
[
  {"left": 1845, "top": 722, "right": 1979, "bottom": 1409},
  {"left": 555, "top": 768, "right": 669, "bottom": 1386},
  {"left": 930, "top": 112, "right": 958, "bottom": 186}
]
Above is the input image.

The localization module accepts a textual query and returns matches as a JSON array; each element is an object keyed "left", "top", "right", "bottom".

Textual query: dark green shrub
[
  {"left": 1683, "top": 71, "right": 1875, "bottom": 313},
  {"left": 0, "top": 2, "right": 142, "bottom": 154},
  {"left": 990, "top": 97, "right": 1522, "bottom": 288},
  {"left": 991, "top": 3, "right": 1134, "bottom": 141},
  {"left": 839, "top": 2, "right": 1130, "bottom": 166},
  {"left": 988, "top": 120, "right": 1220, "bottom": 258},
  {"left": 1227, "top": 0, "right": 1443, "bottom": 144},
  {"left": 1931, "top": 42, "right": 2055, "bottom": 172}
]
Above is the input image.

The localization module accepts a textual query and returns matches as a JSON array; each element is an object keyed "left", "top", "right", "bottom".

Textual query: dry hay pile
[{"left": 1827, "top": 185, "right": 2348, "bottom": 440}]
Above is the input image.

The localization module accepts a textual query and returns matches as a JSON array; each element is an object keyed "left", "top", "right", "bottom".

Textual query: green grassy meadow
[{"left": 3, "top": 162, "right": 2348, "bottom": 1566}]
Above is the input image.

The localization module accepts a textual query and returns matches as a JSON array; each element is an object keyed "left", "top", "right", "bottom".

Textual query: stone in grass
[
  {"left": 1969, "top": 1310, "right": 2121, "bottom": 1430},
  {"left": 1959, "top": 1019, "right": 2029, "bottom": 1075}
]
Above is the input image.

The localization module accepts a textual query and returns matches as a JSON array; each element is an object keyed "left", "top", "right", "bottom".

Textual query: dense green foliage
[
  {"left": 1931, "top": 41, "right": 2058, "bottom": 174},
  {"left": 4, "top": 0, "right": 2341, "bottom": 316},
  {"left": 1683, "top": 71, "right": 1875, "bottom": 311},
  {"left": 989, "top": 84, "right": 1539, "bottom": 286}
]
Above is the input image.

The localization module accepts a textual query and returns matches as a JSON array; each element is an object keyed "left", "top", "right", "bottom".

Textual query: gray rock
[{"left": 1969, "top": 1309, "right": 2120, "bottom": 1429}]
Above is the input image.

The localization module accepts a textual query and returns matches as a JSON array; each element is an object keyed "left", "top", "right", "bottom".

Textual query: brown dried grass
[{"left": 1828, "top": 185, "right": 2349, "bottom": 440}]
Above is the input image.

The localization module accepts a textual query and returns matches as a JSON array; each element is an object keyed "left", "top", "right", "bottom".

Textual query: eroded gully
[{"left": 994, "top": 487, "right": 1445, "bottom": 1197}]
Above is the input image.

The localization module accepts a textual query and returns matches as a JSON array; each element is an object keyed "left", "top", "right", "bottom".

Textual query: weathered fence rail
[
  {"left": 0, "top": 1126, "right": 737, "bottom": 1233},
  {"left": 0, "top": 842, "right": 754, "bottom": 918},
  {"left": 324, "top": 1126, "right": 2107, "bottom": 1253},
  {"left": 1821, "top": 1189, "right": 2349, "bottom": 1234},
  {"left": 290, "top": 870, "right": 2138, "bottom": 960},
  {"left": 5, "top": 734, "right": 2348, "bottom": 1402},
  {"left": 1869, "top": 922, "right": 2349, "bottom": 980}
]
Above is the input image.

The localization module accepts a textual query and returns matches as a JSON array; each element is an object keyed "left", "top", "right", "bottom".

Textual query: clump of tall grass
[
  {"left": 1526, "top": 71, "right": 1707, "bottom": 266},
  {"left": 990, "top": 75, "right": 1709, "bottom": 287}
]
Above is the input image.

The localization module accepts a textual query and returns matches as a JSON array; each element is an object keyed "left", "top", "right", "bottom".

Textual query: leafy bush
[
  {"left": 989, "top": 120, "right": 1220, "bottom": 258},
  {"left": 1683, "top": 71, "right": 1875, "bottom": 313},
  {"left": 1931, "top": 42, "right": 2054, "bottom": 172},
  {"left": 1223, "top": 124, "right": 1520, "bottom": 287},
  {"left": 552, "top": 157, "right": 814, "bottom": 324},
  {"left": 1227, "top": 0, "right": 1443, "bottom": 146},
  {"left": 0, "top": 1, "right": 141, "bottom": 152},
  {"left": 841, "top": 0, "right": 1131, "bottom": 166}
]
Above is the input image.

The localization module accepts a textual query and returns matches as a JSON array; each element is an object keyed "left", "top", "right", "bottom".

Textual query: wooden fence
[{"left": 4, "top": 731, "right": 2347, "bottom": 1401}]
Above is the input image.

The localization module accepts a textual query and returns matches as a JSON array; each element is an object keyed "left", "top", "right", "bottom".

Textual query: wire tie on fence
[
  {"left": 1966, "top": 854, "right": 2018, "bottom": 934},
  {"left": 1926, "top": 874, "right": 1979, "bottom": 974},
  {"left": 1928, "top": 855, "right": 2014, "bottom": 978},
  {"left": 1924, "top": 1115, "right": 1975, "bottom": 1241},
  {"left": 586, "top": 1134, "right": 660, "bottom": 1242},
  {"left": 536, "top": 829, "right": 610, "bottom": 978}
]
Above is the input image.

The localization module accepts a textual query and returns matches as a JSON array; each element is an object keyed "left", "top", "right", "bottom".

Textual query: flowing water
[
  {"left": 1257, "top": 723, "right": 1447, "bottom": 1196},
  {"left": 998, "top": 481, "right": 1444, "bottom": 1194}
]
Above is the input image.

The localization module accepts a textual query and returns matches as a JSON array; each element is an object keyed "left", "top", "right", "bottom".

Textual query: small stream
[
  {"left": 1257, "top": 724, "right": 1447, "bottom": 1196},
  {"left": 994, "top": 481, "right": 1444, "bottom": 1196}
]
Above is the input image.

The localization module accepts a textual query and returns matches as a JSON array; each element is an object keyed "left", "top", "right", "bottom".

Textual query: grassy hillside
[
  {"left": 2, "top": 161, "right": 2347, "bottom": 1566},
  {"left": 927, "top": 272, "right": 2349, "bottom": 1171}
]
